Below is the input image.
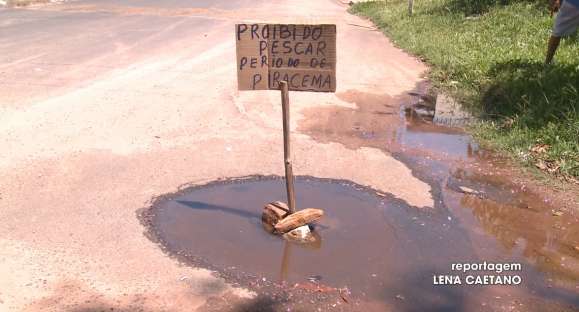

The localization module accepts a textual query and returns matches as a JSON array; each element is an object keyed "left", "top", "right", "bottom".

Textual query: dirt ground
[{"left": 1, "top": 0, "right": 577, "bottom": 311}]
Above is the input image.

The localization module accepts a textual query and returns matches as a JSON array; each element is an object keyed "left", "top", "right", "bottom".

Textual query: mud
[
  {"left": 138, "top": 85, "right": 579, "bottom": 312},
  {"left": 298, "top": 88, "right": 482, "bottom": 162},
  {"left": 139, "top": 85, "right": 579, "bottom": 311},
  {"left": 143, "top": 176, "right": 578, "bottom": 311},
  {"left": 298, "top": 85, "right": 579, "bottom": 310}
]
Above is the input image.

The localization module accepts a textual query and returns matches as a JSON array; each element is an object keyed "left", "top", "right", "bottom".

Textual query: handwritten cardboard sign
[{"left": 236, "top": 23, "right": 336, "bottom": 92}]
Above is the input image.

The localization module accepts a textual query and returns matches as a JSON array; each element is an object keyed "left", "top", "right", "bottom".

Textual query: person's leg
[
  {"left": 545, "top": 35, "right": 561, "bottom": 64},
  {"left": 547, "top": 1, "right": 579, "bottom": 64}
]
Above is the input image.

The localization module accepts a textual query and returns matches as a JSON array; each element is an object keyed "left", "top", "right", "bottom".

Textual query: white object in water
[{"left": 290, "top": 225, "right": 311, "bottom": 239}]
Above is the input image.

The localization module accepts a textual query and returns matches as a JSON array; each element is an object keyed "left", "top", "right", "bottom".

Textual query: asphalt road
[{"left": 0, "top": 0, "right": 430, "bottom": 311}]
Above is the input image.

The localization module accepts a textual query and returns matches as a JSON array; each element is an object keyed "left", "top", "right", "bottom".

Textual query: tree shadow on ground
[
  {"left": 200, "top": 295, "right": 284, "bottom": 312},
  {"left": 430, "top": 0, "right": 541, "bottom": 16},
  {"left": 70, "top": 295, "right": 283, "bottom": 312},
  {"left": 381, "top": 267, "right": 579, "bottom": 311},
  {"left": 450, "top": 0, "right": 506, "bottom": 15},
  {"left": 481, "top": 59, "right": 579, "bottom": 127},
  {"left": 380, "top": 269, "right": 467, "bottom": 312}
]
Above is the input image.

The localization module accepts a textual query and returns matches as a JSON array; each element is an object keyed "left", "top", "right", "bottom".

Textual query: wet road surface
[
  {"left": 147, "top": 176, "right": 578, "bottom": 311},
  {"left": 146, "top": 102, "right": 579, "bottom": 311}
]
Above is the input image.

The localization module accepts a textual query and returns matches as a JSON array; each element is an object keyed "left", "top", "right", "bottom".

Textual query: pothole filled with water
[{"left": 142, "top": 176, "right": 578, "bottom": 311}]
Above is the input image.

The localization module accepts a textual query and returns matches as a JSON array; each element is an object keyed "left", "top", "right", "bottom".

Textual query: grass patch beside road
[{"left": 351, "top": 0, "right": 579, "bottom": 179}]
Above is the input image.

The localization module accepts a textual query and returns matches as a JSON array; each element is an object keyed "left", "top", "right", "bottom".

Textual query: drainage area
[{"left": 145, "top": 176, "right": 578, "bottom": 311}]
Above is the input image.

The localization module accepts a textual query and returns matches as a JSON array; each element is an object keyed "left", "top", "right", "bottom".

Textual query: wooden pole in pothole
[
  {"left": 260, "top": 83, "right": 324, "bottom": 236},
  {"left": 260, "top": 82, "right": 324, "bottom": 236},
  {"left": 280, "top": 81, "right": 296, "bottom": 214}
]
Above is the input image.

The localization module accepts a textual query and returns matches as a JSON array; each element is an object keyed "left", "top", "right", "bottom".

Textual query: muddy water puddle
[
  {"left": 145, "top": 176, "right": 578, "bottom": 311},
  {"left": 143, "top": 88, "right": 578, "bottom": 311},
  {"left": 298, "top": 89, "right": 483, "bottom": 162}
]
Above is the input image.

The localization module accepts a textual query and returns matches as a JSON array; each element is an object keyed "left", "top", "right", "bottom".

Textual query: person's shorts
[{"left": 553, "top": 0, "right": 579, "bottom": 37}]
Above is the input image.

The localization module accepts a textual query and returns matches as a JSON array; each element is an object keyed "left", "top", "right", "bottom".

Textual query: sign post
[
  {"left": 236, "top": 23, "right": 335, "bottom": 232},
  {"left": 279, "top": 81, "right": 296, "bottom": 213},
  {"left": 235, "top": 23, "right": 336, "bottom": 92}
]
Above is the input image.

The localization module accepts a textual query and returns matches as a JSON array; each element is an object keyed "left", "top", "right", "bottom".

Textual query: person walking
[{"left": 546, "top": 0, "right": 579, "bottom": 64}]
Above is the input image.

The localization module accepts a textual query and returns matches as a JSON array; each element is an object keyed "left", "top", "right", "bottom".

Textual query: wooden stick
[
  {"left": 279, "top": 81, "right": 296, "bottom": 214},
  {"left": 274, "top": 208, "right": 324, "bottom": 233}
]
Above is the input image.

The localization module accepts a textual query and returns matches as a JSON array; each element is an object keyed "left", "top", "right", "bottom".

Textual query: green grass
[{"left": 351, "top": 0, "right": 579, "bottom": 178}]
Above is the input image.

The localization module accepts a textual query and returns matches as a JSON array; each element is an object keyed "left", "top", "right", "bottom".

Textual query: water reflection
[{"left": 460, "top": 193, "right": 579, "bottom": 283}]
